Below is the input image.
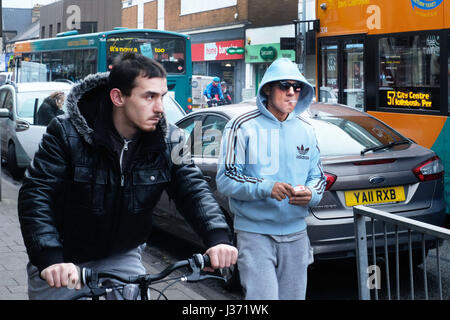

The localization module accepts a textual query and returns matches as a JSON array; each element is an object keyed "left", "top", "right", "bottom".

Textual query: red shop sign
[{"left": 192, "top": 39, "right": 245, "bottom": 61}]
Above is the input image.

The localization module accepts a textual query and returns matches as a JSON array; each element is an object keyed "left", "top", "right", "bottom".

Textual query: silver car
[
  {"left": 153, "top": 101, "right": 446, "bottom": 287},
  {"left": 0, "top": 82, "right": 73, "bottom": 178}
]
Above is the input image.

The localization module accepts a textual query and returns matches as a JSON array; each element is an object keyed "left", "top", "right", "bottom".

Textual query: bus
[
  {"left": 12, "top": 28, "right": 193, "bottom": 112},
  {"left": 315, "top": 0, "right": 450, "bottom": 217}
]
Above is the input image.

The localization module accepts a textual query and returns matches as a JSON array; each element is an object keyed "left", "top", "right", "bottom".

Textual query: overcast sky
[{"left": 2, "top": 0, "right": 60, "bottom": 8}]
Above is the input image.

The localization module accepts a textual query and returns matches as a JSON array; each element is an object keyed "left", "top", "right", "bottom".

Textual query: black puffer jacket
[
  {"left": 36, "top": 96, "right": 65, "bottom": 126},
  {"left": 18, "top": 73, "right": 232, "bottom": 272}
]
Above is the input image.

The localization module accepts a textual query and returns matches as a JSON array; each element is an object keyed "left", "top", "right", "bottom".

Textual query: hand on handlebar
[
  {"left": 204, "top": 243, "right": 238, "bottom": 272},
  {"left": 40, "top": 263, "right": 82, "bottom": 290}
]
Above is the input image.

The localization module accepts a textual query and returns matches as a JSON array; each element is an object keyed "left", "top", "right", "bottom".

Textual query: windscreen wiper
[{"left": 361, "top": 140, "right": 411, "bottom": 156}]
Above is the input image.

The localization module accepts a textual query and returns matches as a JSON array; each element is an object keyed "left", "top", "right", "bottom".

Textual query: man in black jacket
[
  {"left": 36, "top": 91, "right": 65, "bottom": 126},
  {"left": 18, "top": 53, "right": 238, "bottom": 299}
]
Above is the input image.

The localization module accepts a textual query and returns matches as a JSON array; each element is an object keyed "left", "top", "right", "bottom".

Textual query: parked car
[
  {"left": 0, "top": 82, "right": 73, "bottom": 178},
  {"left": 153, "top": 101, "right": 446, "bottom": 288},
  {"left": 0, "top": 82, "right": 185, "bottom": 179},
  {"left": 0, "top": 72, "right": 13, "bottom": 85}
]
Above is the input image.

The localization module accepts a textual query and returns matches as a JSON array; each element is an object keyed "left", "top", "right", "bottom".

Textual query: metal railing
[{"left": 354, "top": 205, "right": 450, "bottom": 300}]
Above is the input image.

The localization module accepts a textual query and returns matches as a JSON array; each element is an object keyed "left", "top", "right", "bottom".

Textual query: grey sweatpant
[
  {"left": 237, "top": 230, "right": 313, "bottom": 300},
  {"left": 27, "top": 245, "right": 147, "bottom": 300}
]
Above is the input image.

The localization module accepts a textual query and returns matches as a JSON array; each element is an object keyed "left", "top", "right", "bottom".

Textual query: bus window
[
  {"left": 378, "top": 34, "right": 440, "bottom": 112},
  {"left": 107, "top": 34, "right": 186, "bottom": 74},
  {"left": 320, "top": 44, "right": 338, "bottom": 103},
  {"left": 343, "top": 42, "right": 364, "bottom": 111}
]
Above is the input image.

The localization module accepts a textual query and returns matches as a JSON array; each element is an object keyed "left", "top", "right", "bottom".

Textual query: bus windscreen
[{"left": 106, "top": 34, "right": 186, "bottom": 74}]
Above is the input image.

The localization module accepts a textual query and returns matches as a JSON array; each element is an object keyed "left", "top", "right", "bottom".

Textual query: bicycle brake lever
[
  {"left": 185, "top": 255, "right": 225, "bottom": 282},
  {"left": 184, "top": 271, "right": 226, "bottom": 283}
]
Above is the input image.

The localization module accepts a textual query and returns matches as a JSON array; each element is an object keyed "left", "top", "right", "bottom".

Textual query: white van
[{"left": 191, "top": 75, "right": 214, "bottom": 109}]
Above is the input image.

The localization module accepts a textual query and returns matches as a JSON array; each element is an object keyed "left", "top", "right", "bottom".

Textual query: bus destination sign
[{"left": 380, "top": 88, "right": 439, "bottom": 112}]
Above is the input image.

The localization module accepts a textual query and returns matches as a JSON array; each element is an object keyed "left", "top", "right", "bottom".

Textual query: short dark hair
[{"left": 108, "top": 53, "right": 167, "bottom": 96}]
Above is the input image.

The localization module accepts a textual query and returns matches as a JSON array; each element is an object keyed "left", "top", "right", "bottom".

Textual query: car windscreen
[
  {"left": 107, "top": 33, "right": 186, "bottom": 74},
  {"left": 16, "top": 91, "right": 69, "bottom": 119},
  {"left": 309, "top": 114, "right": 407, "bottom": 157},
  {"left": 164, "top": 96, "right": 185, "bottom": 124}
]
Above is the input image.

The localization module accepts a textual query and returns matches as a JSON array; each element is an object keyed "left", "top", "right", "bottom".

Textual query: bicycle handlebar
[{"left": 80, "top": 253, "right": 219, "bottom": 288}]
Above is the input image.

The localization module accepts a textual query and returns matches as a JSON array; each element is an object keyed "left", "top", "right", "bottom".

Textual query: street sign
[{"left": 280, "top": 37, "right": 296, "bottom": 50}]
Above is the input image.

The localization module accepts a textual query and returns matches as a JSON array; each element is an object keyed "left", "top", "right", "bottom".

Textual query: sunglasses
[{"left": 277, "top": 80, "right": 302, "bottom": 92}]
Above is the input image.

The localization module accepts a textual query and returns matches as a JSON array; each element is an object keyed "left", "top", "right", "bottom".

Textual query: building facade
[
  {"left": 40, "top": 0, "right": 122, "bottom": 39},
  {"left": 122, "top": 0, "right": 315, "bottom": 102}
]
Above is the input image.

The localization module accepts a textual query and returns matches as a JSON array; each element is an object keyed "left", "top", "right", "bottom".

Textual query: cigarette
[{"left": 294, "top": 186, "right": 305, "bottom": 192}]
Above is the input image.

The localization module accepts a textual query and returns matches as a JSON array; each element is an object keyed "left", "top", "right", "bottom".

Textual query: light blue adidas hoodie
[{"left": 216, "top": 58, "right": 326, "bottom": 235}]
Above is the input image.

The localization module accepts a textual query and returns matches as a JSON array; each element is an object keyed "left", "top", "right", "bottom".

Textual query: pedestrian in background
[
  {"left": 203, "top": 76, "right": 224, "bottom": 106},
  {"left": 18, "top": 53, "right": 237, "bottom": 300},
  {"left": 221, "top": 81, "right": 233, "bottom": 104},
  {"left": 216, "top": 58, "right": 326, "bottom": 300},
  {"left": 36, "top": 91, "right": 65, "bottom": 126}
]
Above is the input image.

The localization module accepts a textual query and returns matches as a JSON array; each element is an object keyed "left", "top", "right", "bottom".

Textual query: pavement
[
  {"left": 0, "top": 176, "right": 28, "bottom": 300},
  {"left": 0, "top": 174, "right": 230, "bottom": 300}
]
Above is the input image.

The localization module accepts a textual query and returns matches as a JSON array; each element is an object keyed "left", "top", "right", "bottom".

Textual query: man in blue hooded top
[
  {"left": 203, "top": 76, "right": 224, "bottom": 106},
  {"left": 216, "top": 58, "right": 326, "bottom": 299}
]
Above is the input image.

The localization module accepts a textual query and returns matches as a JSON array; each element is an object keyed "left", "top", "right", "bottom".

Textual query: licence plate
[{"left": 344, "top": 186, "right": 406, "bottom": 207}]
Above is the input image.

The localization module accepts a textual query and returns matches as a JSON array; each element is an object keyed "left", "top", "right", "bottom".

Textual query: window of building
[{"left": 78, "top": 22, "right": 98, "bottom": 34}]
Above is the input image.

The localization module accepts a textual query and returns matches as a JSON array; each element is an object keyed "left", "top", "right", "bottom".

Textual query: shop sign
[
  {"left": 192, "top": 40, "right": 245, "bottom": 61},
  {"left": 245, "top": 43, "right": 295, "bottom": 63},
  {"left": 226, "top": 47, "right": 245, "bottom": 55},
  {"left": 259, "top": 46, "right": 277, "bottom": 60}
]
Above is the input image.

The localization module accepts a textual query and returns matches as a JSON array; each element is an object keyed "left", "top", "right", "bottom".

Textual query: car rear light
[
  {"left": 412, "top": 156, "right": 444, "bottom": 181},
  {"left": 187, "top": 105, "right": 193, "bottom": 110},
  {"left": 187, "top": 97, "right": 193, "bottom": 103},
  {"left": 325, "top": 172, "right": 336, "bottom": 191}
]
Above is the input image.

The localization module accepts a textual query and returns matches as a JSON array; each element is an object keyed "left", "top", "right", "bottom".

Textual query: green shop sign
[
  {"left": 226, "top": 47, "right": 245, "bottom": 55},
  {"left": 245, "top": 43, "right": 295, "bottom": 63},
  {"left": 259, "top": 46, "right": 277, "bottom": 60}
]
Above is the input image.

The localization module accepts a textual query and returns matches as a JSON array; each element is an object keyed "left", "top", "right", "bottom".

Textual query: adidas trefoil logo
[{"left": 296, "top": 145, "right": 310, "bottom": 160}]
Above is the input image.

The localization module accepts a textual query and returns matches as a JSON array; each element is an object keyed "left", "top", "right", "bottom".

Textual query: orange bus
[{"left": 315, "top": 0, "right": 450, "bottom": 217}]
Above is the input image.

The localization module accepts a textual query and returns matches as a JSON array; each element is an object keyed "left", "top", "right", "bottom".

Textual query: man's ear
[
  {"left": 110, "top": 88, "right": 125, "bottom": 107},
  {"left": 262, "top": 83, "right": 272, "bottom": 97}
]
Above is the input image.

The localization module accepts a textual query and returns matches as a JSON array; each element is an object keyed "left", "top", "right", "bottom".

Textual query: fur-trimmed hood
[{"left": 65, "top": 72, "right": 168, "bottom": 145}]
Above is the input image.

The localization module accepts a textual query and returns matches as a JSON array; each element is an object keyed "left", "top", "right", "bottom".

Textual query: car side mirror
[{"left": 0, "top": 108, "right": 10, "bottom": 118}]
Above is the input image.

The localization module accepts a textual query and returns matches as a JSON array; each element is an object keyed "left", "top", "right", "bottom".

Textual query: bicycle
[{"left": 71, "top": 253, "right": 225, "bottom": 300}]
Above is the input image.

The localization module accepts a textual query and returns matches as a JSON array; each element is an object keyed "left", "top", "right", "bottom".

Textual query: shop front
[
  {"left": 245, "top": 43, "right": 295, "bottom": 96},
  {"left": 191, "top": 36, "right": 245, "bottom": 104}
]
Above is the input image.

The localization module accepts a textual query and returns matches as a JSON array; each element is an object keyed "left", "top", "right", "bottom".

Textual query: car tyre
[{"left": 7, "top": 143, "right": 24, "bottom": 180}]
